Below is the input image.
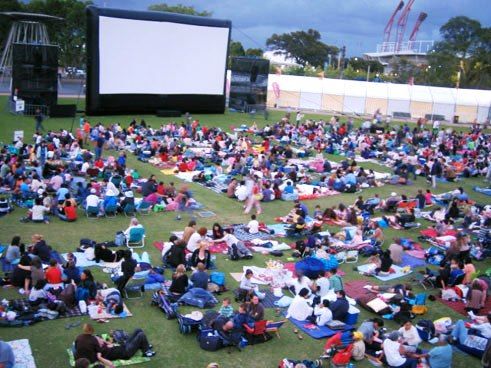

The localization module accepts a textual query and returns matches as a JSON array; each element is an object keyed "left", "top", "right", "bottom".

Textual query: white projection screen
[{"left": 86, "top": 6, "right": 231, "bottom": 115}]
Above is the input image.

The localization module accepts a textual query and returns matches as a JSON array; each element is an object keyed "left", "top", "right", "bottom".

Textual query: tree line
[{"left": 0, "top": 1, "right": 488, "bottom": 88}]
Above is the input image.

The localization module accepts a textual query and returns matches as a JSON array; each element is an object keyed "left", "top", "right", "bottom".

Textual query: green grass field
[{"left": 0, "top": 96, "right": 490, "bottom": 368}]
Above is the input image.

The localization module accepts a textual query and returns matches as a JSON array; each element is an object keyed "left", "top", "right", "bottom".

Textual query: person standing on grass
[
  {"left": 34, "top": 109, "right": 45, "bottom": 132},
  {"left": 95, "top": 132, "right": 105, "bottom": 160}
]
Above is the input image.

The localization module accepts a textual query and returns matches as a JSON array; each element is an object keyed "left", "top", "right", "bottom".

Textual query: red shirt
[
  {"left": 64, "top": 206, "right": 77, "bottom": 221},
  {"left": 45, "top": 266, "right": 62, "bottom": 284}
]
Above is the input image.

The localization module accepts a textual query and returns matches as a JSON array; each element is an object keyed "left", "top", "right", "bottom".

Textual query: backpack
[
  {"left": 210, "top": 272, "right": 225, "bottom": 287},
  {"left": 114, "top": 231, "right": 126, "bottom": 247},
  {"left": 111, "top": 329, "right": 130, "bottom": 344},
  {"left": 198, "top": 329, "right": 223, "bottom": 351},
  {"left": 332, "top": 344, "right": 353, "bottom": 365},
  {"left": 80, "top": 238, "right": 96, "bottom": 248}
]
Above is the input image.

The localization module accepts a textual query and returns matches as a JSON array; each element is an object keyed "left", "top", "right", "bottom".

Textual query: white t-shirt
[
  {"left": 86, "top": 194, "right": 100, "bottom": 208},
  {"left": 314, "top": 305, "right": 333, "bottom": 326},
  {"left": 247, "top": 220, "right": 259, "bottom": 234},
  {"left": 398, "top": 325, "right": 422, "bottom": 346},
  {"left": 286, "top": 296, "right": 313, "bottom": 321},
  {"left": 383, "top": 339, "right": 406, "bottom": 367},
  {"left": 235, "top": 186, "right": 248, "bottom": 201},
  {"left": 80, "top": 162, "right": 90, "bottom": 173},
  {"left": 290, "top": 276, "right": 312, "bottom": 296},
  {"left": 187, "top": 232, "right": 204, "bottom": 252},
  {"left": 31, "top": 205, "right": 49, "bottom": 221},
  {"left": 316, "top": 277, "right": 331, "bottom": 297}
]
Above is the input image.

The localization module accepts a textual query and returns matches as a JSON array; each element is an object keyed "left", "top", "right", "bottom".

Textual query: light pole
[{"left": 367, "top": 63, "right": 371, "bottom": 82}]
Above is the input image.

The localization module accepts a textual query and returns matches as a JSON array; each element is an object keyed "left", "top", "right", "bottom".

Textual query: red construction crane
[
  {"left": 409, "top": 12, "right": 428, "bottom": 41},
  {"left": 395, "top": 0, "right": 415, "bottom": 51},
  {"left": 383, "top": 1, "right": 405, "bottom": 44}
]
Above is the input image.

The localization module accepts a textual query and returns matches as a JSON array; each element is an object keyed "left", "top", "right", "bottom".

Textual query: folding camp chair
[
  {"left": 335, "top": 252, "right": 346, "bottom": 264},
  {"left": 137, "top": 201, "right": 152, "bottom": 215},
  {"left": 123, "top": 271, "right": 148, "bottom": 299},
  {"left": 123, "top": 203, "right": 136, "bottom": 217},
  {"left": 345, "top": 250, "right": 359, "bottom": 263},
  {"left": 85, "top": 206, "right": 99, "bottom": 218},
  {"left": 265, "top": 320, "right": 286, "bottom": 339},
  {"left": 104, "top": 204, "right": 118, "bottom": 218},
  {"left": 243, "top": 320, "right": 268, "bottom": 344},
  {"left": 126, "top": 227, "right": 146, "bottom": 249}
]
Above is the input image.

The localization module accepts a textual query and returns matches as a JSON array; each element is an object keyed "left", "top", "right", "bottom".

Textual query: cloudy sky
[{"left": 94, "top": 0, "right": 491, "bottom": 56}]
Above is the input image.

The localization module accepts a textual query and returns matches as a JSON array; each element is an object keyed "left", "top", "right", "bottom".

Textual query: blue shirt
[
  {"left": 428, "top": 344, "right": 452, "bottom": 368},
  {"left": 57, "top": 187, "right": 69, "bottom": 201},
  {"left": 0, "top": 341, "right": 15, "bottom": 368}
]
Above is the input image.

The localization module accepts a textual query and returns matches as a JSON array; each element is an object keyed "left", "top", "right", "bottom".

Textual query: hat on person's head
[
  {"left": 389, "top": 331, "right": 401, "bottom": 341},
  {"left": 124, "top": 191, "right": 134, "bottom": 198},
  {"left": 90, "top": 188, "right": 96, "bottom": 194},
  {"left": 353, "top": 331, "right": 364, "bottom": 340},
  {"left": 391, "top": 192, "right": 397, "bottom": 197}
]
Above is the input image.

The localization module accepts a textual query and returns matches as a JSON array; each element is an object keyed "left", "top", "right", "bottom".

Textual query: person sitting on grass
[
  {"left": 247, "top": 295, "right": 265, "bottom": 322},
  {"left": 190, "top": 241, "right": 211, "bottom": 270},
  {"left": 57, "top": 199, "right": 77, "bottom": 222},
  {"left": 286, "top": 288, "right": 313, "bottom": 322},
  {"left": 314, "top": 299, "right": 333, "bottom": 326},
  {"left": 169, "top": 264, "right": 188, "bottom": 299},
  {"left": 74, "top": 323, "right": 156, "bottom": 366},
  {"left": 97, "top": 287, "right": 124, "bottom": 315},
  {"left": 190, "top": 262, "right": 209, "bottom": 290},
  {"left": 237, "top": 269, "right": 256, "bottom": 302},
  {"left": 218, "top": 297, "right": 234, "bottom": 318}
]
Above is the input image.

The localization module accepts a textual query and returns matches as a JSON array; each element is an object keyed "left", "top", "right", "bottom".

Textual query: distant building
[
  {"left": 263, "top": 50, "right": 301, "bottom": 69},
  {"left": 364, "top": 40, "right": 434, "bottom": 74}
]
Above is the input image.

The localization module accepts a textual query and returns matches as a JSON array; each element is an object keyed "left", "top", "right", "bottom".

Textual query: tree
[
  {"left": 245, "top": 48, "right": 263, "bottom": 57},
  {"left": 266, "top": 29, "right": 338, "bottom": 68},
  {"left": 229, "top": 40, "right": 245, "bottom": 58},
  {"left": 23, "top": 0, "right": 91, "bottom": 67},
  {"left": 148, "top": 3, "right": 211, "bottom": 17},
  {"left": 427, "top": 16, "right": 491, "bottom": 89}
]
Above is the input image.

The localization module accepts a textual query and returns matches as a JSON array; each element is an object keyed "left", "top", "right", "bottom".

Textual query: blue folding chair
[{"left": 126, "top": 227, "right": 146, "bottom": 249}]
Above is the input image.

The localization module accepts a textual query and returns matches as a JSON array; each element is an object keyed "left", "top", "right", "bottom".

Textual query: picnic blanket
[
  {"left": 400, "top": 253, "right": 426, "bottom": 268},
  {"left": 7, "top": 339, "right": 36, "bottom": 368},
  {"left": 357, "top": 264, "right": 412, "bottom": 281},
  {"left": 267, "top": 223, "right": 288, "bottom": 237},
  {"left": 249, "top": 239, "right": 291, "bottom": 254},
  {"left": 88, "top": 303, "right": 132, "bottom": 320},
  {"left": 438, "top": 296, "right": 491, "bottom": 316},
  {"left": 232, "top": 225, "right": 272, "bottom": 241},
  {"left": 288, "top": 318, "right": 354, "bottom": 339},
  {"left": 231, "top": 266, "right": 295, "bottom": 287},
  {"left": 61, "top": 252, "right": 122, "bottom": 269},
  {"left": 420, "top": 228, "right": 457, "bottom": 238},
  {"left": 405, "top": 250, "right": 426, "bottom": 259},
  {"left": 344, "top": 280, "right": 374, "bottom": 299},
  {"left": 67, "top": 349, "right": 150, "bottom": 367},
  {"left": 258, "top": 289, "right": 284, "bottom": 309}
]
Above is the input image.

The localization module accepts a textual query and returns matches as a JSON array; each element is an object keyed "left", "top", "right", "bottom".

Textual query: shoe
[{"left": 143, "top": 350, "right": 156, "bottom": 357}]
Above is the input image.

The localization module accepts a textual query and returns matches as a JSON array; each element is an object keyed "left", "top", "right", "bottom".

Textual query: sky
[{"left": 94, "top": 0, "right": 491, "bottom": 56}]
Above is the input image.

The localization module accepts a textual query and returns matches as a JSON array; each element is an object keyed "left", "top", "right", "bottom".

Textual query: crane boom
[
  {"left": 383, "top": 1, "right": 405, "bottom": 43},
  {"left": 395, "top": 0, "right": 415, "bottom": 51},
  {"left": 409, "top": 12, "right": 427, "bottom": 42}
]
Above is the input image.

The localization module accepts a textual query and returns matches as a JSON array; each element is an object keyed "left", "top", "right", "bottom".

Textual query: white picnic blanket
[{"left": 241, "top": 265, "right": 294, "bottom": 288}]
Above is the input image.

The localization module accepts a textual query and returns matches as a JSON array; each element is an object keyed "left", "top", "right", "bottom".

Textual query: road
[{"left": 0, "top": 78, "right": 85, "bottom": 97}]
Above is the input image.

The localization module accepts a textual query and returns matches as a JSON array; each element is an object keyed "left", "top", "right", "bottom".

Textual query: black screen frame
[{"left": 86, "top": 6, "right": 231, "bottom": 115}]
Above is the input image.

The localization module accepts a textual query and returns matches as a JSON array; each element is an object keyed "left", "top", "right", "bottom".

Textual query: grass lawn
[{"left": 0, "top": 95, "right": 490, "bottom": 368}]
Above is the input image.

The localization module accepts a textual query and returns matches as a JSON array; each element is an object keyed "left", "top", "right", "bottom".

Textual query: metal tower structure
[
  {"left": 383, "top": 1, "right": 404, "bottom": 47},
  {"left": 395, "top": 0, "right": 415, "bottom": 52},
  {"left": 409, "top": 12, "right": 428, "bottom": 42},
  {"left": 0, "top": 12, "right": 62, "bottom": 79}
]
